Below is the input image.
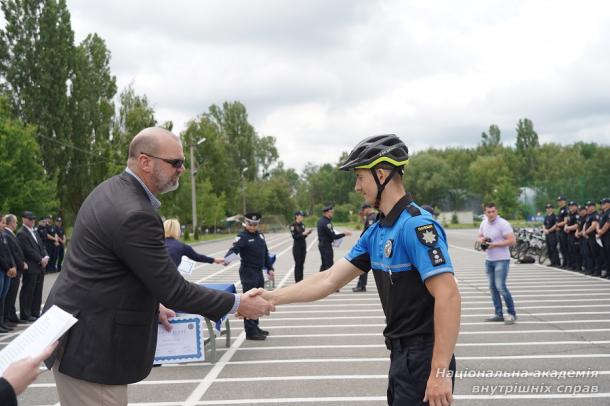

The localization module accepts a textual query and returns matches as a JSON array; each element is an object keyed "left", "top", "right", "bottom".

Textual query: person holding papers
[
  {"left": 225, "top": 212, "right": 274, "bottom": 341},
  {"left": 163, "top": 219, "right": 224, "bottom": 267},
  {"left": 42, "top": 128, "right": 275, "bottom": 406},
  {"left": 317, "top": 204, "right": 352, "bottom": 272}
]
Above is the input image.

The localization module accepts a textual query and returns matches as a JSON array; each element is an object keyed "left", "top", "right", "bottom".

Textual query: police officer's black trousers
[
  {"left": 293, "top": 242, "right": 306, "bottom": 283},
  {"left": 240, "top": 269, "right": 264, "bottom": 337},
  {"left": 581, "top": 237, "right": 592, "bottom": 272},
  {"left": 56, "top": 245, "right": 65, "bottom": 271},
  {"left": 356, "top": 271, "right": 368, "bottom": 289},
  {"left": 566, "top": 233, "right": 579, "bottom": 269},
  {"left": 558, "top": 231, "right": 568, "bottom": 267},
  {"left": 46, "top": 244, "right": 57, "bottom": 273},
  {"left": 587, "top": 238, "right": 603, "bottom": 275},
  {"left": 546, "top": 232, "right": 560, "bottom": 266},
  {"left": 319, "top": 243, "right": 334, "bottom": 272},
  {"left": 603, "top": 236, "right": 610, "bottom": 273},
  {"left": 386, "top": 335, "right": 456, "bottom": 405}
]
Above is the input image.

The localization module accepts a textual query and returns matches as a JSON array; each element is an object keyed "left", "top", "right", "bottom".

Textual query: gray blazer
[{"left": 44, "top": 171, "right": 235, "bottom": 384}]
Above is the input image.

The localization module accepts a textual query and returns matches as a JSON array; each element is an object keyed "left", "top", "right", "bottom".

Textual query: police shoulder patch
[
  {"left": 415, "top": 223, "right": 438, "bottom": 247},
  {"left": 290, "top": 226, "right": 294, "bottom": 231},
  {"left": 233, "top": 236, "right": 241, "bottom": 243},
  {"left": 327, "top": 223, "right": 332, "bottom": 229},
  {"left": 428, "top": 247, "right": 446, "bottom": 267}
]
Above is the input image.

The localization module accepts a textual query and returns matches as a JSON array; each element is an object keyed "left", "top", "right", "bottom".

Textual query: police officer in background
[
  {"left": 225, "top": 212, "right": 275, "bottom": 340},
  {"left": 352, "top": 203, "right": 377, "bottom": 292},
  {"left": 43, "top": 215, "right": 58, "bottom": 273},
  {"left": 583, "top": 201, "right": 602, "bottom": 276},
  {"left": 555, "top": 196, "right": 569, "bottom": 268},
  {"left": 542, "top": 203, "right": 561, "bottom": 267},
  {"left": 54, "top": 217, "right": 66, "bottom": 272},
  {"left": 317, "top": 205, "right": 352, "bottom": 272},
  {"left": 596, "top": 198, "right": 610, "bottom": 278},
  {"left": 290, "top": 210, "right": 312, "bottom": 283},
  {"left": 564, "top": 201, "right": 581, "bottom": 270},
  {"left": 576, "top": 205, "right": 589, "bottom": 273}
]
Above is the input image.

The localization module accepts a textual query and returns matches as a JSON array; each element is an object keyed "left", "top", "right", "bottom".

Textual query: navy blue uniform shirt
[
  {"left": 165, "top": 237, "right": 214, "bottom": 267},
  {"left": 317, "top": 216, "right": 345, "bottom": 244},
  {"left": 226, "top": 230, "right": 273, "bottom": 271}
]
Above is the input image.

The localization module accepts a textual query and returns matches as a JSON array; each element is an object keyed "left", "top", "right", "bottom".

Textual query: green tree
[
  {"left": 404, "top": 150, "right": 452, "bottom": 207},
  {"left": 479, "top": 124, "right": 502, "bottom": 154},
  {"left": 0, "top": 98, "right": 57, "bottom": 214},
  {"left": 515, "top": 118, "right": 540, "bottom": 185}
]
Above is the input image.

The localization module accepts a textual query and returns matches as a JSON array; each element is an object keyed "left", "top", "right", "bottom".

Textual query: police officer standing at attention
[
  {"left": 317, "top": 205, "right": 352, "bottom": 272},
  {"left": 564, "top": 202, "right": 582, "bottom": 271},
  {"left": 352, "top": 203, "right": 376, "bottom": 292},
  {"left": 259, "top": 134, "right": 460, "bottom": 405},
  {"left": 225, "top": 212, "right": 274, "bottom": 340},
  {"left": 290, "top": 210, "right": 311, "bottom": 283},
  {"left": 543, "top": 203, "right": 561, "bottom": 267},
  {"left": 555, "top": 196, "right": 569, "bottom": 268},
  {"left": 576, "top": 205, "right": 589, "bottom": 273},
  {"left": 44, "top": 215, "right": 59, "bottom": 273},
  {"left": 596, "top": 198, "right": 610, "bottom": 278},
  {"left": 54, "top": 217, "right": 66, "bottom": 272},
  {"left": 583, "top": 201, "right": 602, "bottom": 276}
]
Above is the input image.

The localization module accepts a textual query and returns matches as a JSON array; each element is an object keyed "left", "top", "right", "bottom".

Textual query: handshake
[{"left": 235, "top": 288, "right": 275, "bottom": 319}]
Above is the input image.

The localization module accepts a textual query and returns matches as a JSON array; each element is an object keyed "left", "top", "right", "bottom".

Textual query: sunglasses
[{"left": 141, "top": 152, "right": 185, "bottom": 169}]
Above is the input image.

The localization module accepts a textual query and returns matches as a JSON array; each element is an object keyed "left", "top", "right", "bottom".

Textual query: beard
[{"left": 153, "top": 164, "right": 180, "bottom": 194}]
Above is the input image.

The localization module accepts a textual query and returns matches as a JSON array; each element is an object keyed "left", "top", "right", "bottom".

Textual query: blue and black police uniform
[
  {"left": 584, "top": 203, "right": 601, "bottom": 276},
  {"left": 577, "top": 207, "right": 589, "bottom": 272},
  {"left": 290, "top": 211, "right": 309, "bottom": 283},
  {"left": 565, "top": 204, "right": 581, "bottom": 270},
  {"left": 225, "top": 213, "right": 273, "bottom": 338},
  {"left": 317, "top": 205, "right": 345, "bottom": 271},
  {"left": 345, "top": 195, "right": 456, "bottom": 404},
  {"left": 55, "top": 218, "right": 65, "bottom": 272},
  {"left": 556, "top": 198, "right": 569, "bottom": 268},
  {"left": 599, "top": 199, "right": 610, "bottom": 277},
  {"left": 543, "top": 205, "right": 561, "bottom": 267},
  {"left": 44, "top": 217, "right": 57, "bottom": 273}
]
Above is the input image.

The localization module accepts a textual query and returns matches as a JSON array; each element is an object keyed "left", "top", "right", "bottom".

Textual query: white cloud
[{"left": 64, "top": 0, "right": 610, "bottom": 170}]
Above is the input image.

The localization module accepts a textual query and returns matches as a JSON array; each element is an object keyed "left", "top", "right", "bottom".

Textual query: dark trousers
[
  {"left": 566, "top": 233, "right": 578, "bottom": 268},
  {"left": 319, "top": 243, "right": 334, "bottom": 272},
  {"left": 386, "top": 336, "right": 456, "bottom": 405},
  {"left": 571, "top": 237, "right": 582, "bottom": 270},
  {"left": 356, "top": 271, "right": 368, "bottom": 289},
  {"left": 558, "top": 231, "right": 568, "bottom": 267},
  {"left": 56, "top": 245, "right": 65, "bottom": 271},
  {"left": 581, "top": 237, "right": 592, "bottom": 272},
  {"left": 20, "top": 272, "right": 44, "bottom": 319},
  {"left": 240, "top": 268, "right": 264, "bottom": 337},
  {"left": 588, "top": 238, "right": 603, "bottom": 275},
  {"left": 46, "top": 244, "right": 57, "bottom": 273},
  {"left": 4, "top": 272, "right": 21, "bottom": 321},
  {"left": 603, "top": 236, "right": 610, "bottom": 272},
  {"left": 293, "top": 242, "right": 306, "bottom": 283},
  {"left": 546, "top": 232, "right": 560, "bottom": 266}
]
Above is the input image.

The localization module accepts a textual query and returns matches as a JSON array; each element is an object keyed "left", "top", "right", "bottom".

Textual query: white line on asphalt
[{"left": 262, "top": 328, "right": 610, "bottom": 337}]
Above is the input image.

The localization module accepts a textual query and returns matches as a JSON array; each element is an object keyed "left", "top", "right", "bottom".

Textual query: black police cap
[
  {"left": 55, "top": 216, "right": 63, "bottom": 222},
  {"left": 557, "top": 195, "right": 566, "bottom": 201},
  {"left": 294, "top": 210, "right": 305, "bottom": 217},
  {"left": 585, "top": 200, "right": 595, "bottom": 207},
  {"left": 545, "top": 203, "right": 553, "bottom": 209},
  {"left": 322, "top": 204, "right": 333, "bottom": 212},
  {"left": 579, "top": 205, "right": 586, "bottom": 210},
  {"left": 601, "top": 198, "right": 610, "bottom": 205},
  {"left": 568, "top": 201, "right": 577, "bottom": 206},
  {"left": 360, "top": 203, "right": 372, "bottom": 210}
]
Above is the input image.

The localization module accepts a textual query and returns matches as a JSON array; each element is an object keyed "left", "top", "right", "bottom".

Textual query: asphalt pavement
[{"left": 5, "top": 228, "right": 610, "bottom": 405}]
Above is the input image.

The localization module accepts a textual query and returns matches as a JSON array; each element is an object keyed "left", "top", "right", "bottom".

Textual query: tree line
[{"left": 1, "top": 1, "right": 609, "bottom": 231}]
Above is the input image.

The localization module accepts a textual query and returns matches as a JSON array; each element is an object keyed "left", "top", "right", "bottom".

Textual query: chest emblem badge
[{"left": 384, "top": 239, "right": 394, "bottom": 258}]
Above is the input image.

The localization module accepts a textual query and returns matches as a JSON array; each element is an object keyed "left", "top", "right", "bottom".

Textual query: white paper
[
  {"left": 0, "top": 305, "right": 77, "bottom": 375},
  {"left": 332, "top": 237, "right": 344, "bottom": 248},
  {"left": 596, "top": 237, "right": 603, "bottom": 247},
  {"left": 154, "top": 315, "right": 206, "bottom": 364},
  {"left": 177, "top": 256, "right": 195, "bottom": 275},
  {"left": 223, "top": 252, "right": 239, "bottom": 265}
]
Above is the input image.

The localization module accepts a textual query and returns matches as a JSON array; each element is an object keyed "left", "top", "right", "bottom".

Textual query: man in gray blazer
[{"left": 43, "top": 127, "right": 275, "bottom": 405}]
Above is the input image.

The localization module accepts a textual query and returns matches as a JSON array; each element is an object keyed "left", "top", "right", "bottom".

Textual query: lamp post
[
  {"left": 241, "top": 166, "right": 248, "bottom": 214},
  {"left": 190, "top": 137, "right": 206, "bottom": 234}
]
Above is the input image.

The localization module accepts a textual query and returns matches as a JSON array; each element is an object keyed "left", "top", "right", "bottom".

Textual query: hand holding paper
[
  {"left": 2, "top": 342, "right": 58, "bottom": 395},
  {"left": 223, "top": 253, "right": 239, "bottom": 265}
]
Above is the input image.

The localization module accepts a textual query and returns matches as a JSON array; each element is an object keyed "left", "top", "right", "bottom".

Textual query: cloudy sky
[{"left": 66, "top": 0, "right": 610, "bottom": 171}]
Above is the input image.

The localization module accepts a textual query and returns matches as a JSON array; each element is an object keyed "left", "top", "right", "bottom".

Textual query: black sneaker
[
  {"left": 246, "top": 334, "right": 267, "bottom": 341},
  {"left": 258, "top": 329, "right": 269, "bottom": 336},
  {"left": 352, "top": 287, "right": 366, "bottom": 292}
]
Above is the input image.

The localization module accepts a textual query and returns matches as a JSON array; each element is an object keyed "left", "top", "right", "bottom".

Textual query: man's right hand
[{"left": 236, "top": 289, "right": 275, "bottom": 319}]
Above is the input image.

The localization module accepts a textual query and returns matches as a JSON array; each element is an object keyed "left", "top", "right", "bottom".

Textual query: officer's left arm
[
  {"left": 599, "top": 219, "right": 610, "bottom": 236},
  {"left": 263, "top": 239, "right": 273, "bottom": 272},
  {"left": 424, "top": 273, "right": 461, "bottom": 406},
  {"left": 225, "top": 235, "right": 245, "bottom": 257}
]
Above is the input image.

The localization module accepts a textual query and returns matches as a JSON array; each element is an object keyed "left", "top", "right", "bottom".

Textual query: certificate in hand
[
  {"left": 177, "top": 256, "right": 195, "bottom": 275},
  {"left": 223, "top": 252, "right": 239, "bottom": 265},
  {"left": 154, "top": 315, "right": 205, "bottom": 364},
  {"left": 332, "top": 237, "right": 344, "bottom": 248}
]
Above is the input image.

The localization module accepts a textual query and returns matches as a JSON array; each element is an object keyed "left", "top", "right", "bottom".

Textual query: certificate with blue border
[{"left": 154, "top": 315, "right": 205, "bottom": 364}]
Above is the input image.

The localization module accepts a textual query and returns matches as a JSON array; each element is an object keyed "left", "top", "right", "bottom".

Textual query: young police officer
[
  {"left": 225, "top": 212, "right": 275, "bottom": 340},
  {"left": 290, "top": 210, "right": 312, "bottom": 283},
  {"left": 259, "top": 134, "right": 460, "bottom": 405},
  {"left": 352, "top": 203, "right": 376, "bottom": 292}
]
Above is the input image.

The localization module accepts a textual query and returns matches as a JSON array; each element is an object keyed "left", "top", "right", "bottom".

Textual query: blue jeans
[
  {"left": 0, "top": 272, "right": 11, "bottom": 300},
  {"left": 485, "top": 259, "right": 516, "bottom": 317}
]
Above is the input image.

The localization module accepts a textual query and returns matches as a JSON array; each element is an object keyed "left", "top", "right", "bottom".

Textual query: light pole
[
  {"left": 241, "top": 166, "right": 248, "bottom": 214},
  {"left": 190, "top": 137, "right": 206, "bottom": 235}
]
